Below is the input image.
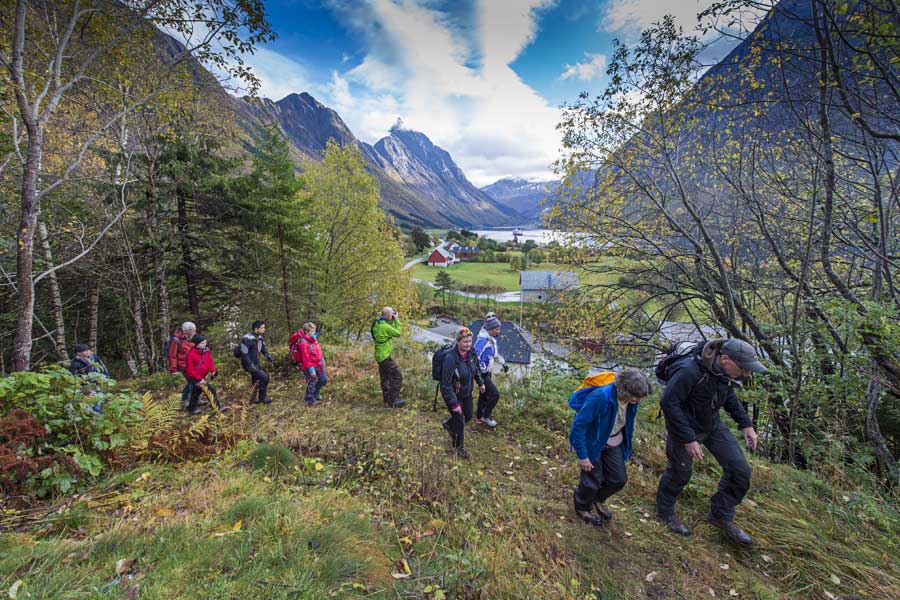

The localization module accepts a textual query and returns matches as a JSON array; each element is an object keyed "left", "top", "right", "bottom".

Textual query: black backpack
[
  {"left": 655, "top": 341, "right": 702, "bottom": 384},
  {"left": 233, "top": 344, "right": 243, "bottom": 359},
  {"left": 431, "top": 344, "right": 457, "bottom": 381}
]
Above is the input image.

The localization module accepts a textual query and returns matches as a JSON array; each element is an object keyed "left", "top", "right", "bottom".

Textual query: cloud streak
[{"left": 560, "top": 53, "right": 607, "bottom": 81}]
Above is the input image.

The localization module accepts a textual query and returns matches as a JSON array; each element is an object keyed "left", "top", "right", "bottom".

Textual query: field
[
  {"left": 410, "top": 259, "right": 622, "bottom": 292},
  {"left": 2, "top": 342, "right": 898, "bottom": 599}
]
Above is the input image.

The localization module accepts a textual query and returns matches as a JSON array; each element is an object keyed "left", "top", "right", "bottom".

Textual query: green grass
[
  {"left": 2, "top": 343, "right": 899, "bottom": 599},
  {"left": 410, "top": 260, "right": 614, "bottom": 292}
]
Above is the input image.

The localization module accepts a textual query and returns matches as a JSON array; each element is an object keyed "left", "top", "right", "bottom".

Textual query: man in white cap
[{"left": 655, "top": 338, "right": 766, "bottom": 546}]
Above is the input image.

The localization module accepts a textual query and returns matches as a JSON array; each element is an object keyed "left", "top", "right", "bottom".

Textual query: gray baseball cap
[{"left": 721, "top": 339, "right": 767, "bottom": 373}]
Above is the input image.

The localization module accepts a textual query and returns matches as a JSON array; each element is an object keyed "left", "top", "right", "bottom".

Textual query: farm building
[
  {"left": 450, "top": 245, "right": 481, "bottom": 260},
  {"left": 519, "top": 271, "right": 578, "bottom": 302},
  {"left": 426, "top": 244, "right": 456, "bottom": 267}
]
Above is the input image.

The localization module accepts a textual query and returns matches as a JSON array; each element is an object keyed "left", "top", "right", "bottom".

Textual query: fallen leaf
[
  {"left": 390, "top": 558, "right": 412, "bottom": 579},
  {"left": 8, "top": 580, "right": 23, "bottom": 599},
  {"left": 719, "top": 563, "right": 730, "bottom": 570},
  {"left": 232, "top": 520, "right": 242, "bottom": 531},
  {"left": 824, "top": 592, "right": 837, "bottom": 600},
  {"left": 841, "top": 495, "right": 850, "bottom": 502},
  {"left": 745, "top": 499, "right": 758, "bottom": 508},
  {"left": 729, "top": 590, "right": 738, "bottom": 597},
  {"left": 830, "top": 574, "right": 841, "bottom": 585},
  {"left": 708, "top": 588, "right": 716, "bottom": 597},
  {"left": 155, "top": 507, "right": 175, "bottom": 518},
  {"left": 315, "top": 463, "right": 324, "bottom": 471},
  {"left": 399, "top": 536, "right": 413, "bottom": 548},
  {"left": 624, "top": 532, "right": 633, "bottom": 537},
  {"left": 761, "top": 554, "right": 772, "bottom": 563},
  {"left": 645, "top": 571, "right": 658, "bottom": 582}
]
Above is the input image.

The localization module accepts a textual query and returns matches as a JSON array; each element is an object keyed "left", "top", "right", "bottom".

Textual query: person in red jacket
[
  {"left": 167, "top": 321, "right": 197, "bottom": 408},
  {"left": 297, "top": 322, "right": 326, "bottom": 406},
  {"left": 184, "top": 335, "right": 226, "bottom": 415}
]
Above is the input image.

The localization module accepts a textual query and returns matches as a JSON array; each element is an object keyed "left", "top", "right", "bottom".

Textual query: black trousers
[
  {"left": 655, "top": 423, "right": 751, "bottom": 521},
  {"left": 378, "top": 356, "right": 403, "bottom": 404},
  {"left": 476, "top": 372, "right": 500, "bottom": 419},
  {"left": 445, "top": 393, "right": 473, "bottom": 448},
  {"left": 250, "top": 369, "right": 269, "bottom": 402},
  {"left": 573, "top": 444, "right": 627, "bottom": 511},
  {"left": 188, "top": 382, "right": 220, "bottom": 412}
]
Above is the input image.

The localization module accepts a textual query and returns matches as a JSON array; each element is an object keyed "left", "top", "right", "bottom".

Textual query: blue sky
[{"left": 232, "top": 0, "right": 745, "bottom": 185}]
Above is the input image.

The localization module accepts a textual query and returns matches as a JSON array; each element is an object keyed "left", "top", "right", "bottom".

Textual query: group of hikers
[
  {"left": 67, "top": 304, "right": 769, "bottom": 547},
  {"left": 165, "top": 319, "right": 327, "bottom": 415}
]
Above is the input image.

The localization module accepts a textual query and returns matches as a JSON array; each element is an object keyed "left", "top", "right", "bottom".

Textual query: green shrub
[
  {"left": 0, "top": 366, "right": 145, "bottom": 496},
  {"left": 246, "top": 443, "right": 295, "bottom": 475}
]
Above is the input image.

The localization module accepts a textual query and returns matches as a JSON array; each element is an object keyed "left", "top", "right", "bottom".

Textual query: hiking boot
[
  {"left": 482, "top": 417, "right": 498, "bottom": 428},
  {"left": 576, "top": 509, "right": 603, "bottom": 527},
  {"left": 593, "top": 503, "right": 612, "bottom": 521},
  {"left": 189, "top": 408, "right": 203, "bottom": 416},
  {"left": 655, "top": 513, "right": 691, "bottom": 536},
  {"left": 306, "top": 399, "right": 321, "bottom": 407},
  {"left": 475, "top": 417, "right": 485, "bottom": 425},
  {"left": 384, "top": 399, "right": 405, "bottom": 408},
  {"left": 215, "top": 406, "right": 230, "bottom": 415},
  {"left": 261, "top": 396, "right": 273, "bottom": 404},
  {"left": 707, "top": 513, "right": 753, "bottom": 546},
  {"left": 456, "top": 447, "right": 470, "bottom": 459},
  {"left": 314, "top": 392, "right": 323, "bottom": 402},
  {"left": 442, "top": 418, "right": 451, "bottom": 433}
]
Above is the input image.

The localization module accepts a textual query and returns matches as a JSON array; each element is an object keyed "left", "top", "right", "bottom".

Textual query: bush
[
  {"left": 246, "top": 443, "right": 295, "bottom": 476},
  {"left": 0, "top": 367, "right": 145, "bottom": 497}
]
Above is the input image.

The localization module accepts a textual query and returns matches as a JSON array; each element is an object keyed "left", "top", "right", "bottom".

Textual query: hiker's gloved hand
[
  {"left": 211, "top": 371, "right": 218, "bottom": 380},
  {"left": 578, "top": 458, "right": 593, "bottom": 472},
  {"left": 479, "top": 384, "right": 486, "bottom": 394},
  {"left": 502, "top": 364, "right": 509, "bottom": 373},
  {"left": 451, "top": 404, "right": 462, "bottom": 414}
]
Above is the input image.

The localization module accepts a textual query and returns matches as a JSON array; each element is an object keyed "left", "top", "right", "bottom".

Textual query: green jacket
[{"left": 372, "top": 318, "right": 402, "bottom": 363}]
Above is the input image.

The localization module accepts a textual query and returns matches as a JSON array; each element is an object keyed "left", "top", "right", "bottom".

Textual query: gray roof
[
  {"left": 469, "top": 320, "right": 532, "bottom": 364},
  {"left": 519, "top": 271, "right": 578, "bottom": 291}
]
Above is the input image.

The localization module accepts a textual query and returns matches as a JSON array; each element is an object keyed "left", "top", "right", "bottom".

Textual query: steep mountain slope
[
  {"left": 368, "top": 124, "right": 524, "bottom": 227},
  {"left": 480, "top": 177, "right": 558, "bottom": 222}
]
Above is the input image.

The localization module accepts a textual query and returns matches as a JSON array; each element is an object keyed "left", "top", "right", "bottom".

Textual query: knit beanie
[
  {"left": 456, "top": 327, "right": 473, "bottom": 341},
  {"left": 191, "top": 334, "right": 206, "bottom": 345},
  {"left": 484, "top": 316, "right": 501, "bottom": 331}
]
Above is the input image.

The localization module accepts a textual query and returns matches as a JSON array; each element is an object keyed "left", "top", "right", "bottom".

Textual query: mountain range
[{"left": 233, "top": 92, "right": 537, "bottom": 228}]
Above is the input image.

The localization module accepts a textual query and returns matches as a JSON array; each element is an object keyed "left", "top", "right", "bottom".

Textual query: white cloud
[
  {"left": 317, "top": 0, "right": 562, "bottom": 186},
  {"left": 601, "top": 0, "right": 711, "bottom": 35},
  {"left": 560, "top": 52, "right": 607, "bottom": 81},
  {"left": 246, "top": 47, "right": 318, "bottom": 101}
]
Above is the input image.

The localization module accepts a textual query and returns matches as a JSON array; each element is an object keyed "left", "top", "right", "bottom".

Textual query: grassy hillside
[{"left": 2, "top": 342, "right": 898, "bottom": 599}]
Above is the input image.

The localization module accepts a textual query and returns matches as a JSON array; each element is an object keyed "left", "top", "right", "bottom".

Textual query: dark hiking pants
[
  {"left": 304, "top": 364, "right": 327, "bottom": 404},
  {"left": 573, "top": 444, "right": 627, "bottom": 511},
  {"left": 476, "top": 372, "right": 500, "bottom": 420},
  {"left": 655, "top": 423, "right": 751, "bottom": 521},
  {"left": 188, "top": 382, "right": 220, "bottom": 412},
  {"left": 250, "top": 369, "right": 269, "bottom": 402},
  {"left": 445, "top": 393, "right": 473, "bottom": 449},
  {"left": 378, "top": 356, "right": 403, "bottom": 404}
]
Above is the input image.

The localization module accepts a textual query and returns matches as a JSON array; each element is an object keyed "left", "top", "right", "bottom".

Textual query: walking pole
[
  {"left": 246, "top": 380, "right": 259, "bottom": 406},
  {"left": 432, "top": 382, "right": 439, "bottom": 412}
]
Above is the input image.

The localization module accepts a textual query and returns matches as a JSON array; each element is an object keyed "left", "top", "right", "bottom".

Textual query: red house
[{"left": 426, "top": 245, "right": 456, "bottom": 267}]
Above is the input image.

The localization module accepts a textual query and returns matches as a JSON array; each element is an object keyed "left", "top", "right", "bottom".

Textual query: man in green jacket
[{"left": 372, "top": 306, "right": 405, "bottom": 408}]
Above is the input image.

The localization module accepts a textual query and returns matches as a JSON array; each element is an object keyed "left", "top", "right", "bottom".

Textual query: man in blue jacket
[{"left": 569, "top": 368, "right": 653, "bottom": 526}]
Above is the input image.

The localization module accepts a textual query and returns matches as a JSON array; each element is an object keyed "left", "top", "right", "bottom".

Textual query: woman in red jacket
[
  {"left": 297, "top": 322, "right": 326, "bottom": 406},
  {"left": 185, "top": 335, "right": 226, "bottom": 415}
]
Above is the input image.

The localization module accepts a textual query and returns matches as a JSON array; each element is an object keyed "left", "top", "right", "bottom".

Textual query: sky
[{"left": 232, "top": 0, "right": 752, "bottom": 186}]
